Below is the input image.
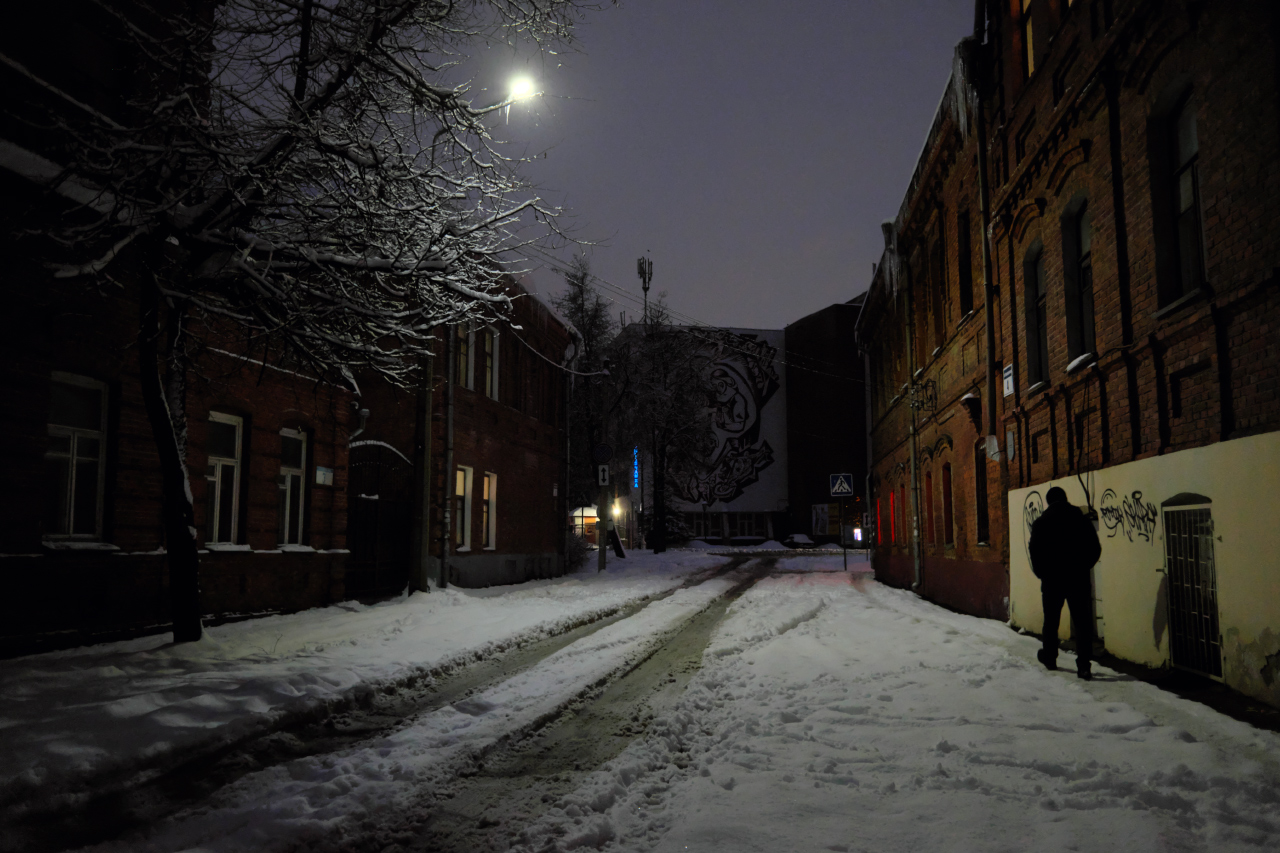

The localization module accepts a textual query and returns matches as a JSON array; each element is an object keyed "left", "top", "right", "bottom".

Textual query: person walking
[{"left": 1029, "top": 486, "right": 1102, "bottom": 679}]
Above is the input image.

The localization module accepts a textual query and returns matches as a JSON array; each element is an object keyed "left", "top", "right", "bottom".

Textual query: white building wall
[{"left": 1007, "top": 431, "right": 1280, "bottom": 706}]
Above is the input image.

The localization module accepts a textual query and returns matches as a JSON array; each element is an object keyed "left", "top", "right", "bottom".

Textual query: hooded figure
[{"left": 1028, "top": 486, "right": 1102, "bottom": 679}]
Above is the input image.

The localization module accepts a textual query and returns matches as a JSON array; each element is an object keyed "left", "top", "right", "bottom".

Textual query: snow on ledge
[
  {"left": 1066, "top": 352, "right": 1096, "bottom": 373},
  {"left": 42, "top": 540, "right": 120, "bottom": 552}
]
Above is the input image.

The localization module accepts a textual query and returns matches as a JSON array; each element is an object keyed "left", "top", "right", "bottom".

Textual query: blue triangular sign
[{"left": 830, "top": 474, "right": 853, "bottom": 496}]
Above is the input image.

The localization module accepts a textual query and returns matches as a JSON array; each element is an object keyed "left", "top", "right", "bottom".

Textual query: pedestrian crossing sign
[{"left": 829, "top": 474, "right": 854, "bottom": 496}]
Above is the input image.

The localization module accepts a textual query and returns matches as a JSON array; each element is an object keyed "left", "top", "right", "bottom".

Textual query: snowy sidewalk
[
  {"left": 512, "top": 557, "right": 1280, "bottom": 853},
  {"left": 0, "top": 550, "right": 725, "bottom": 813}
]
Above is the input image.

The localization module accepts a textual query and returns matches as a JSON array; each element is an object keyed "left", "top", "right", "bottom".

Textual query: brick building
[
  {"left": 784, "top": 297, "right": 868, "bottom": 544},
  {"left": 859, "top": 0, "right": 1280, "bottom": 706},
  {"left": 0, "top": 0, "right": 360, "bottom": 653},
  {"left": 349, "top": 285, "right": 574, "bottom": 592},
  {"left": 0, "top": 1, "right": 574, "bottom": 654}
]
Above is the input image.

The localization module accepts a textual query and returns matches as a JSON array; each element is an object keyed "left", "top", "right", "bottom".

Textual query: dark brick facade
[
  {"left": 784, "top": 297, "right": 868, "bottom": 543},
  {"left": 352, "top": 284, "right": 573, "bottom": 591},
  {"left": 858, "top": 0, "right": 1280, "bottom": 626}
]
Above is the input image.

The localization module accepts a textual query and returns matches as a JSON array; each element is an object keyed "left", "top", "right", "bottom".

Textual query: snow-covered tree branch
[{"left": 3, "top": 0, "right": 598, "bottom": 641}]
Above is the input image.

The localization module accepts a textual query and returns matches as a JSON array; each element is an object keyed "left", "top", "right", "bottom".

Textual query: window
[
  {"left": 1024, "top": 244, "right": 1050, "bottom": 385},
  {"left": 1064, "top": 202, "right": 1096, "bottom": 360},
  {"left": 974, "top": 443, "right": 990, "bottom": 544},
  {"left": 888, "top": 490, "right": 896, "bottom": 544},
  {"left": 924, "top": 469, "right": 935, "bottom": 546},
  {"left": 481, "top": 328, "right": 498, "bottom": 399},
  {"left": 1021, "top": 0, "right": 1036, "bottom": 79},
  {"left": 455, "top": 325, "right": 471, "bottom": 388},
  {"left": 45, "top": 373, "right": 107, "bottom": 538},
  {"left": 876, "top": 498, "right": 882, "bottom": 544},
  {"left": 729, "top": 512, "right": 767, "bottom": 538},
  {"left": 901, "top": 484, "right": 908, "bottom": 545},
  {"left": 481, "top": 472, "right": 496, "bottom": 548},
  {"left": 1171, "top": 94, "right": 1205, "bottom": 300},
  {"left": 957, "top": 209, "right": 974, "bottom": 317},
  {"left": 930, "top": 234, "right": 947, "bottom": 353},
  {"left": 1015, "top": 113, "right": 1036, "bottom": 165},
  {"left": 454, "top": 465, "right": 473, "bottom": 549},
  {"left": 278, "top": 429, "right": 306, "bottom": 545},
  {"left": 941, "top": 463, "right": 954, "bottom": 546},
  {"left": 206, "top": 413, "right": 243, "bottom": 543}
]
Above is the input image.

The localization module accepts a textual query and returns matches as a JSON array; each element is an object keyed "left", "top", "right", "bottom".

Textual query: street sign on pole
[
  {"left": 597, "top": 465, "right": 610, "bottom": 486},
  {"left": 829, "top": 473, "right": 854, "bottom": 497}
]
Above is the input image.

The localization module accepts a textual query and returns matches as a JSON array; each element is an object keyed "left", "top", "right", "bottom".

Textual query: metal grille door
[{"left": 1163, "top": 507, "right": 1221, "bottom": 678}]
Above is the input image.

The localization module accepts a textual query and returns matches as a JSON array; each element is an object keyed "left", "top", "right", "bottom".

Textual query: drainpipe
[
  {"left": 855, "top": 295, "right": 874, "bottom": 554},
  {"left": 905, "top": 263, "right": 923, "bottom": 593},
  {"left": 409, "top": 345, "right": 434, "bottom": 593},
  {"left": 561, "top": 334, "right": 579, "bottom": 571},
  {"left": 439, "top": 329, "right": 455, "bottom": 589},
  {"left": 975, "top": 45, "right": 1000, "bottom": 455}
]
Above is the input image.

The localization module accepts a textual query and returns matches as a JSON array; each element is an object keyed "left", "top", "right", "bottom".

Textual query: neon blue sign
[{"left": 633, "top": 446, "right": 640, "bottom": 488}]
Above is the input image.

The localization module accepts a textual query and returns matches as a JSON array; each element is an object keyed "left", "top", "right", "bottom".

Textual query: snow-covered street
[{"left": 4, "top": 552, "right": 1279, "bottom": 853}]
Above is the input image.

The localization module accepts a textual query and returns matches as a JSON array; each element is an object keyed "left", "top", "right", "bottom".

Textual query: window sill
[
  {"left": 1066, "top": 353, "right": 1096, "bottom": 374},
  {"left": 484, "top": 546, "right": 496, "bottom": 551},
  {"left": 1026, "top": 380, "right": 1049, "bottom": 396},
  {"left": 42, "top": 540, "right": 119, "bottom": 552},
  {"left": 278, "top": 544, "right": 316, "bottom": 553},
  {"left": 205, "top": 543, "right": 251, "bottom": 552},
  {"left": 456, "top": 546, "right": 472, "bottom": 553},
  {"left": 1152, "top": 286, "right": 1209, "bottom": 321}
]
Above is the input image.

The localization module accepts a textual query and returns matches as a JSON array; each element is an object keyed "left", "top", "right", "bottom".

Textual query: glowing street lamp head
[{"left": 509, "top": 76, "right": 536, "bottom": 102}]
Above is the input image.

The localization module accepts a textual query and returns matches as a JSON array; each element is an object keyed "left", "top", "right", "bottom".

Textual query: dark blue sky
[{"left": 492, "top": 1, "right": 975, "bottom": 329}]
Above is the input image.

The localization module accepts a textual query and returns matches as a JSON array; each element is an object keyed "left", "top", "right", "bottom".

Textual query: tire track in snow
[{"left": 68, "top": 562, "right": 766, "bottom": 853}]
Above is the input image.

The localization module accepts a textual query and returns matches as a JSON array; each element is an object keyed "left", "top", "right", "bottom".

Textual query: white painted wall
[{"left": 1007, "top": 431, "right": 1280, "bottom": 706}]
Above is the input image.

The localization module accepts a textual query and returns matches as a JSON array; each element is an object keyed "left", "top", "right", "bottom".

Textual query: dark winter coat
[{"left": 1028, "top": 501, "right": 1102, "bottom": 587}]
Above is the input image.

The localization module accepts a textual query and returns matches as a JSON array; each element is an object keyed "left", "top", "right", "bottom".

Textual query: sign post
[
  {"left": 830, "top": 474, "right": 853, "bottom": 572},
  {"left": 594, "top": 445, "right": 614, "bottom": 573}
]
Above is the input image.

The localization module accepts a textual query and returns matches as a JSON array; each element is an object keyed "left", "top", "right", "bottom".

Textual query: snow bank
[
  {"left": 71, "top": 571, "right": 751, "bottom": 853},
  {"left": 0, "top": 550, "right": 724, "bottom": 812}
]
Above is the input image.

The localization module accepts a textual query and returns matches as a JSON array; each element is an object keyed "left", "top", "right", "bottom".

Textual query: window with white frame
[
  {"left": 454, "top": 465, "right": 473, "bottom": 550},
  {"left": 481, "top": 327, "right": 499, "bottom": 400},
  {"left": 278, "top": 429, "right": 307, "bottom": 545},
  {"left": 481, "top": 472, "right": 496, "bottom": 548},
  {"left": 45, "top": 373, "right": 108, "bottom": 538},
  {"left": 206, "top": 413, "right": 242, "bottom": 543}
]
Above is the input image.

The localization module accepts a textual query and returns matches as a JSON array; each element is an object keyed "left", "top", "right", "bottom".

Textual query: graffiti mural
[
  {"left": 671, "top": 330, "right": 781, "bottom": 505},
  {"left": 1022, "top": 490, "right": 1045, "bottom": 565},
  {"left": 1099, "top": 488, "right": 1159, "bottom": 544}
]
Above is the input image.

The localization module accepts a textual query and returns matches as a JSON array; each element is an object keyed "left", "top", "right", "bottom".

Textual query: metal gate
[
  {"left": 346, "top": 442, "right": 413, "bottom": 598},
  {"left": 1163, "top": 506, "right": 1221, "bottom": 678}
]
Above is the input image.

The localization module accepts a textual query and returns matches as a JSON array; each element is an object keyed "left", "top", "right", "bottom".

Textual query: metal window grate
[{"left": 1163, "top": 507, "right": 1221, "bottom": 678}]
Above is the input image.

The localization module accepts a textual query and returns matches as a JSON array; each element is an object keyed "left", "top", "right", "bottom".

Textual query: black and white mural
[{"left": 671, "top": 329, "right": 787, "bottom": 509}]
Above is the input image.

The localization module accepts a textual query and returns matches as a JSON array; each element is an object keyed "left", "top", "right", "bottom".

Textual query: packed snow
[
  {"left": 4, "top": 550, "right": 1279, "bottom": 853},
  {"left": 512, "top": 555, "right": 1280, "bottom": 853},
  {"left": 0, "top": 550, "right": 723, "bottom": 812}
]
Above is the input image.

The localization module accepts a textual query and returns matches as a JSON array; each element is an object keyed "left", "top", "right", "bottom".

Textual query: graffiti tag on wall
[
  {"left": 671, "top": 331, "right": 780, "bottom": 505},
  {"left": 1099, "top": 488, "right": 1159, "bottom": 544}
]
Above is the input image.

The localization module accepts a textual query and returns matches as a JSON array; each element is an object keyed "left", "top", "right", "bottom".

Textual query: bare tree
[
  {"left": 6, "top": 0, "right": 594, "bottom": 640},
  {"left": 609, "top": 298, "right": 715, "bottom": 553},
  {"left": 550, "top": 253, "right": 615, "bottom": 508}
]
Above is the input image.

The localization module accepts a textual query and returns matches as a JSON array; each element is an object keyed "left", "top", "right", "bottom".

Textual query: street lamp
[
  {"left": 509, "top": 76, "right": 536, "bottom": 101},
  {"left": 502, "top": 76, "right": 538, "bottom": 122}
]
